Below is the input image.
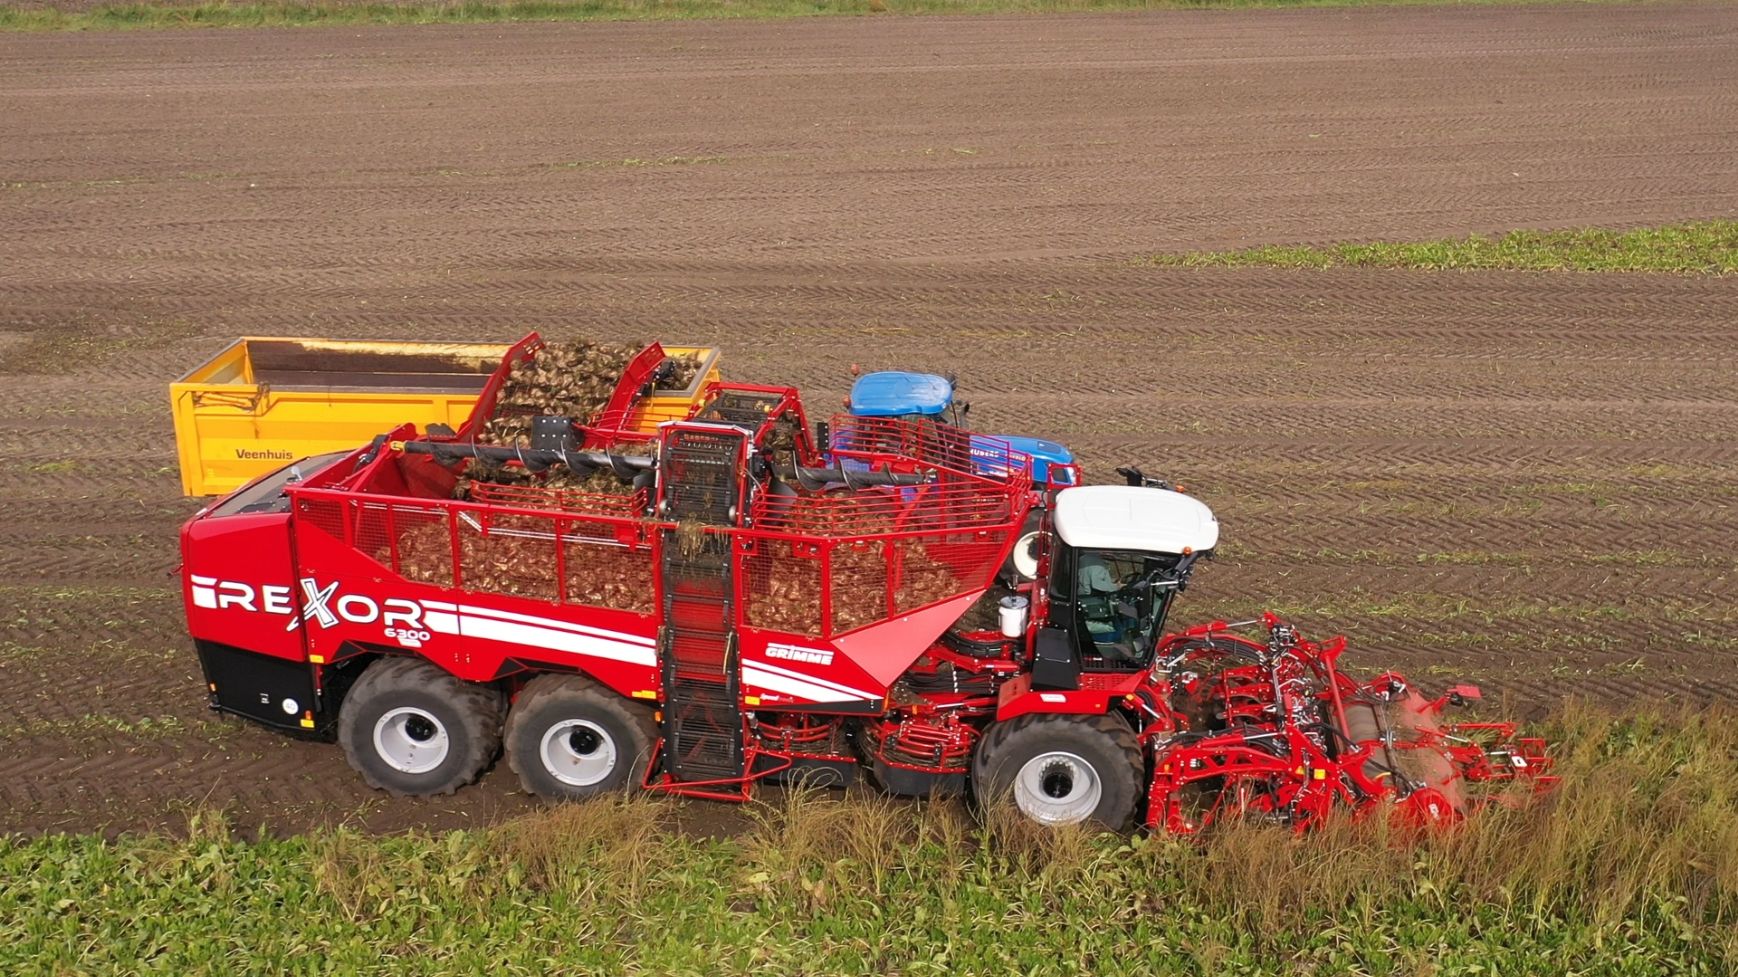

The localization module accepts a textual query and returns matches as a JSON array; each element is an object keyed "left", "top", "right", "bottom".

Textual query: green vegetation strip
[
  {"left": 0, "top": 0, "right": 1619, "bottom": 33},
  {"left": 2, "top": 706, "right": 1733, "bottom": 975},
  {"left": 1145, "top": 220, "right": 1738, "bottom": 273}
]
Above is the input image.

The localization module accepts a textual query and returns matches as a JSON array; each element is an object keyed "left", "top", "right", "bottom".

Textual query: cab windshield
[{"left": 1052, "top": 547, "right": 1180, "bottom": 670}]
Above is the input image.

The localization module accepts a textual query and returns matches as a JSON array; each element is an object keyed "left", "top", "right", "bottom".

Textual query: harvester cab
[{"left": 1037, "top": 485, "right": 1218, "bottom": 679}]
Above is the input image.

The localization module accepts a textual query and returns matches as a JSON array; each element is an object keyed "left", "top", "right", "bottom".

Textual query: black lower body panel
[
  {"left": 195, "top": 639, "right": 324, "bottom": 733},
  {"left": 766, "top": 754, "right": 859, "bottom": 789},
  {"left": 871, "top": 759, "right": 966, "bottom": 797}
]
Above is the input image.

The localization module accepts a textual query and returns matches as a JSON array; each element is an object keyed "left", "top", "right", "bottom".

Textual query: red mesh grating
[
  {"left": 461, "top": 512, "right": 561, "bottom": 602},
  {"left": 828, "top": 540, "right": 892, "bottom": 634},
  {"left": 742, "top": 541, "right": 824, "bottom": 635},
  {"left": 828, "top": 415, "right": 979, "bottom": 472},
  {"left": 894, "top": 535, "right": 1004, "bottom": 614},
  {"left": 351, "top": 503, "right": 395, "bottom": 568},
  {"left": 752, "top": 479, "right": 1017, "bottom": 537},
  {"left": 827, "top": 416, "right": 1039, "bottom": 492},
  {"left": 392, "top": 508, "right": 454, "bottom": 588},
  {"left": 295, "top": 497, "right": 348, "bottom": 544},
  {"left": 560, "top": 537, "right": 654, "bottom": 614}
]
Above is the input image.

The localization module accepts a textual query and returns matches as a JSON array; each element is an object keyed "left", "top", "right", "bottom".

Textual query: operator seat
[{"left": 1077, "top": 552, "right": 1138, "bottom": 663}]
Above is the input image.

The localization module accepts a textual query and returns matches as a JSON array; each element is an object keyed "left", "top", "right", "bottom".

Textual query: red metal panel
[
  {"left": 994, "top": 671, "right": 1143, "bottom": 722},
  {"left": 455, "top": 332, "right": 543, "bottom": 441},
  {"left": 829, "top": 591, "right": 984, "bottom": 690},
  {"left": 287, "top": 510, "right": 659, "bottom": 694},
  {"left": 586, "top": 342, "right": 666, "bottom": 439},
  {"left": 181, "top": 511, "right": 304, "bottom": 662}
]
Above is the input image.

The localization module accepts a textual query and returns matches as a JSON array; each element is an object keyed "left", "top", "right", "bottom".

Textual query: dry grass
[
  {"left": 1165, "top": 702, "right": 1738, "bottom": 948},
  {"left": 4, "top": 704, "right": 1734, "bottom": 974}
]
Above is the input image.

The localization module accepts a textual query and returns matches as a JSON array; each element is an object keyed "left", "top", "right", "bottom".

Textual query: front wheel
[
  {"left": 971, "top": 713, "right": 1141, "bottom": 828},
  {"left": 504, "top": 674, "right": 658, "bottom": 801},
  {"left": 338, "top": 657, "right": 504, "bottom": 796}
]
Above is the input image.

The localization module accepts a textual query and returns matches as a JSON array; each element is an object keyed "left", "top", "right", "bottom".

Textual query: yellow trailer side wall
[
  {"left": 629, "top": 345, "right": 723, "bottom": 430},
  {"left": 173, "top": 339, "right": 721, "bottom": 496}
]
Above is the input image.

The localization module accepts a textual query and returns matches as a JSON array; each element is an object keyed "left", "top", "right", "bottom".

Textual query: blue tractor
[{"left": 843, "top": 370, "right": 1078, "bottom": 582}]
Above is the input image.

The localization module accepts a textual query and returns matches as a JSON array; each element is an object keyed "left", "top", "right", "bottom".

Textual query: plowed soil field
[{"left": 2, "top": 3, "right": 1734, "bottom": 836}]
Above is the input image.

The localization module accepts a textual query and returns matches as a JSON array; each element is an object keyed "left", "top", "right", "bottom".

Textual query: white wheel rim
[
  {"left": 1013, "top": 751, "right": 1102, "bottom": 824},
  {"left": 540, "top": 719, "right": 618, "bottom": 787},
  {"left": 373, "top": 706, "right": 450, "bottom": 774}
]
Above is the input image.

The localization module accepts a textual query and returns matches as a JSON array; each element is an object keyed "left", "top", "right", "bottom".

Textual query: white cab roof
[{"left": 1051, "top": 485, "right": 1219, "bottom": 555}]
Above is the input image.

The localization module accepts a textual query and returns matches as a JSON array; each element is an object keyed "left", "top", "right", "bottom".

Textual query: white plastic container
[{"left": 998, "top": 595, "right": 1030, "bottom": 638}]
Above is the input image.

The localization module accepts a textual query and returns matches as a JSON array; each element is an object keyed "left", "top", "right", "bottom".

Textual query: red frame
[{"left": 180, "top": 342, "right": 1556, "bottom": 822}]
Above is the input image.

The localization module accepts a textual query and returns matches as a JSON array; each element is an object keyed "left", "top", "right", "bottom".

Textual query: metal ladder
[{"left": 656, "top": 425, "right": 748, "bottom": 786}]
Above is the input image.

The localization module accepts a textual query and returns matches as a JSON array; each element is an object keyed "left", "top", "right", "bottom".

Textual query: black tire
[
  {"left": 971, "top": 713, "right": 1142, "bottom": 829},
  {"left": 338, "top": 657, "right": 504, "bottom": 797},
  {"left": 504, "top": 673, "right": 658, "bottom": 801}
]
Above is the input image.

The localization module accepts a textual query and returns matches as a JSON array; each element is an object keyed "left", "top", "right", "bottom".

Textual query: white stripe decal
[
  {"left": 424, "top": 611, "right": 460, "bottom": 635},
  {"left": 421, "top": 599, "right": 458, "bottom": 612},
  {"left": 459, "top": 615, "right": 656, "bottom": 666},
  {"left": 191, "top": 575, "right": 217, "bottom": 586},
  {"left": 420, "top": 603, "right": 654, "bottom": 666},
  {"left": 743, "top": 666, "right": 876, "bottom": 704},
  {"left": 453, "top": 603, "right": 656, "bottom": 647},
  {"left": 745, "top": 659, "right": 878, "bottom": 700}
]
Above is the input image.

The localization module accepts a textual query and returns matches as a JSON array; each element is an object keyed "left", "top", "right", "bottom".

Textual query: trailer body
[{"left": 171, "top": 336, "right": 720, "bottom": 496}]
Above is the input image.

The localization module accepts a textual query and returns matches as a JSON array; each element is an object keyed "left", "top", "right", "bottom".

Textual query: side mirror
[{"left": 1115, "top": 465, "right": 1173, "bottom": 490}]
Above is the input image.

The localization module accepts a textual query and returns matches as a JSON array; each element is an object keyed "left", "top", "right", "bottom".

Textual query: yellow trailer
[{"left": 171, "top": 337, "right": 720, "bottom": 496}]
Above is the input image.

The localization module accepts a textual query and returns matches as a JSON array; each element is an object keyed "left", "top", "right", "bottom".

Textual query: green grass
[
  {"left": 0, "top": 0, "right": 1625, "bottom": 33},
  {"left": 0, "top": 714, "right": 224, "bottom": 740},
  {"left": 25, "top": 459, "right": 79, "bottom": 474},
  {"left": 1144, "top": 220, "right": 1738, "bottom": 274},
  {"left": 0, "top": 317, "right": 199, "bottom": 376},
  {"left": 1, "top": 705, "right": 1733, "bottom": 975}
]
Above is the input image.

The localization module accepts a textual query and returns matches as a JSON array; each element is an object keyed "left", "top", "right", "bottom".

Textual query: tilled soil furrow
[{"left": 1, "top": 3, "right": 1734, "bottom": 836}]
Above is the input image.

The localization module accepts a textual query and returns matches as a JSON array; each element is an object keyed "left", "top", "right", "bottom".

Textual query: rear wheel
[
  {"left": 338, "top": 657, "right": 503, "bottom": 796},
  {"left": 505, "top": 674, "right": 658, "bottom": 801},
  {"left": 971, "top": 713, "right": 1141, "bottom": 828}
]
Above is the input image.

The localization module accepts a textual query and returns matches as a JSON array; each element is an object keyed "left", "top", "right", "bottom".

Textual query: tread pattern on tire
[
  {"left": 337, "top": 656, "right": 504, "bottom": 797},
  {"left": 504, "top": 672, "right": 658, "bottom": 800},
  {"left": 971, "top": 711, "right": 1142, "bottom": 829}
]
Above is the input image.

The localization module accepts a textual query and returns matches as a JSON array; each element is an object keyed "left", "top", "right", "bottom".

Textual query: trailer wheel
[
  {"left": 338, "top": 657, "right": 504, "bottom": 797},
  {"left": 505, "top": 674, "right": 657, "bottom": 801},
  {"left": 971, "top": 713, "right": 1141, "bottom": 829}
]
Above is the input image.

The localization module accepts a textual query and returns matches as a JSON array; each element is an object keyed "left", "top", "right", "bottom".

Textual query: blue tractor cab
[
  {"left": 846, "top": 371, "right": 1077, "bottom": 487},
  {"left": 988, "top": 435, "right": 1076, "bottom": 487},
  {"left": 848, "top": 371, "right": 955, "bottom": 418}
]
